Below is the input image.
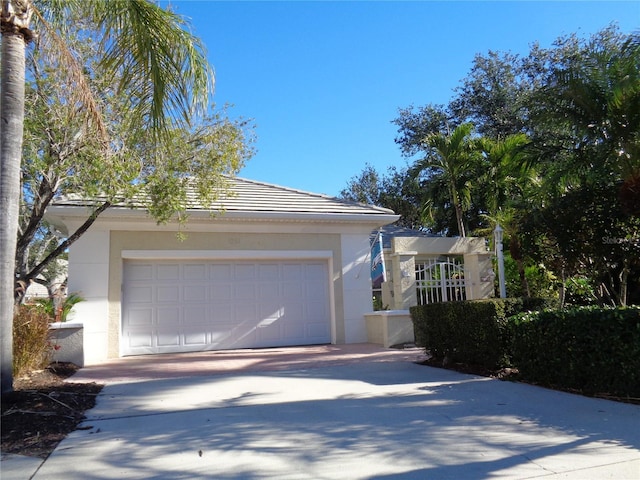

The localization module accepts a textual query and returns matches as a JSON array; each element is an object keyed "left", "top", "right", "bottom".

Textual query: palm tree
[
  {"left": 1, "top": 0, "right": 213, "bottom": 393},
  {"left": 477, "top": 134, "right": 537, "bottom": 297},
  {"left": 411, "top": 123, "right": 479, "bottom": 237}
]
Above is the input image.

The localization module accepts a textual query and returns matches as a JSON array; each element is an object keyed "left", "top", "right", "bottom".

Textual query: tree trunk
[
  {"left": 1, "top": 0, "right": 32, "bottom": 394},
  {"left": 450, "top": 185, "right": 466, "bottom": 237}
]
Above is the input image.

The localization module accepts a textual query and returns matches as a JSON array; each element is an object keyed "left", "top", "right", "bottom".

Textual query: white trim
[
  {"left": 46, "top": 205, "right": 399, "bottom": 225},
  {"left": 121, "top": 250, "right": 333, "bottom": 260}
]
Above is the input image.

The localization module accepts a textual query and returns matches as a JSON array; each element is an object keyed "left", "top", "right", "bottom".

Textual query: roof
[
  {"left": 49, "top": 176, "right": 397, "bottom": 222},
  {"left": 371, "top": 225, "right": 439, "bottom": 249},
  {"left": 213, "top": 177, "right": 395, "bottom": 215}
]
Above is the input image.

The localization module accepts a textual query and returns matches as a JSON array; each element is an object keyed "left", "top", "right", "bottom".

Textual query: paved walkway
[
  {"left": 67, "top": 343, "right": 426, "bottom": 384},
  {"left": 3, "top": 344, "right": 639, "bottom": 479}
]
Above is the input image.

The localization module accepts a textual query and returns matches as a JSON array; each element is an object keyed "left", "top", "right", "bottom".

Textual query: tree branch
[{"left": 17, "top": 201, "right": 111, "bottom": 301}]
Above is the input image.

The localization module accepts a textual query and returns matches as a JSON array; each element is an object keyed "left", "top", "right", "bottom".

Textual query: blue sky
[{"left": 167, "top": 1, "right": 639, "bottom": 197}]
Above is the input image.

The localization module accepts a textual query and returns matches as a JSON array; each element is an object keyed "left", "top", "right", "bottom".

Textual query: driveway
[{"left": 14, "top": 344, "right": 640, "bottom": 479}]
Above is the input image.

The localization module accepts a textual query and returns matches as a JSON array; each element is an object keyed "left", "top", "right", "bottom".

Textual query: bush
[
  {"left": 13, "top": 304, "right": 54, "bottom": 378},
  {"left": 411, "top": 298, "right": 554, "bottom": 369},
  {"left": 34, "top": 292, "right": 84, "bottom": 322},
  {"left": 509, "top": 306, "right": 640, "bottom": 398}
]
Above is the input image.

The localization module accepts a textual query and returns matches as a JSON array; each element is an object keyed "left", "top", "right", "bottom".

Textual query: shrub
[
  {"left": 34, "top": 292, "right": 84, "bottom": 322},
  {"left": 509, "top": 306, "right": 640, "bottom": 398},
  {"left": 13, "top": 304, "right": 54, "bottom": 378},
  {"left": 410, "top": 298, "right": 554, "bottom": 369}
]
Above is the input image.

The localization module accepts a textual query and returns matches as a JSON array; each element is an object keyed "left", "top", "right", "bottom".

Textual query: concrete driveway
[{"left": 9, "top": 344, "right": 640, "bottom": 479}]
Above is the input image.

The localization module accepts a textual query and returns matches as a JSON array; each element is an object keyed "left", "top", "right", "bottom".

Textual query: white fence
[{"left": 415, "top": 256, "right": 467, "bottom": 305}]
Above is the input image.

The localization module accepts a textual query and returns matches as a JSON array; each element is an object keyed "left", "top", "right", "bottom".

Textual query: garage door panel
[
  {"left": 126, "top": 330, "right": 153, "bottom": 349},
  {"left": 235, "top": 264, "right": 256, "bottom": 280},
  {"left": 127, "top": 308, "right": 153, "bottom": 326},
  {"left": 305, "top": 302, "right": 327, "bottom": 323},
  {"left": 184, "top": 264, "right": 206, "bottom": 280},
  {"left": 127, "top": 264, "right": 153, "bottom": 281},
  {"left": 258, "top": 264, "right": 279, "bottom": 279},
  {"left": 259, "top": 283, "right": 279, "bottom": 299},
  {"left": 184, "top": 285, "right": 207, "bottom": 302},
  {"left": 128, "top": 286, "right": 153, "bottom": 303},
  {"left": 235, "top": 303, "right": 257, "bottom": 322},
  {"left": 259, "top": 302, "right": 282, "bottom": 319},
  {"left": 210, "top": 324, "right": 236, "bottom": 342},
  {"left": 257, "top": 321, "right": 282, "bottom": 342},
  {"left": 234, "top": 283, "right": 256, "bottom": 300},
  {"left": 212, "top": 304, "right": 233, "bottom": 323},
  {"left": 184, "top": 330, "right": 208, "bottom": 346},
  {"left": 157, "top": 329, "right": 181, "bottom": 347},
  {"left": 283, "top": 282, "right": 303, "bottom": 298},
  {"left": 157, "top": 264, "right": 180, "bottom": 280},
  {"left": 212, "top": 284, "right": 232, "bottom": 301},
  {"left": 210, "top": 264, "right": 232, "bottom": 280},
  {"left": 122, "top": 259, "right": 331, "bottom": 356},
  {"left": 283, "top": 264, "right": 302, "bottom": 280},
  {"left": 283, "top": 322, "right": 305, "bottom": 339},
  {"left": 157, "top": 307, "right": 180, "bottom": 325},
  {"left": 157, "top": 286, "right": 180, "bottom": 303},
  {"left": 308, "top": 322, "right": 330, "bottom": 339}
]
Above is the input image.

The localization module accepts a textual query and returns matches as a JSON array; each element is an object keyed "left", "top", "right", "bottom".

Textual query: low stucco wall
[
  {"left": 49, "top": 322, "right": 84, "bottom": 367},
  {"left": 364, "top": 310, "right": 414, "bottom": 348}
]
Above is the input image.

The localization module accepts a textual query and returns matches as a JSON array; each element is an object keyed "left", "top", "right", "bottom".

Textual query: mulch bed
[{"left": 1, "top": 362, "right": 104, "bottom": 459}]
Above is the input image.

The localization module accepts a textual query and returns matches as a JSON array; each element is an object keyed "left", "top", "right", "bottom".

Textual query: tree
[
  {"left": 476, "top": 134, "right": 536, "bottom": 296},
  {"left": 523, "top": 28, "right": 640, "bottom": 306},
  {"left": 410, "top": 123, "right": 480, "bottom": 237},
  {"left": 339, "top": 164, "right": 426, "bottom": 229},
  {"left": 523, "top": 182, "right": 639, "bottom": 306},
  {"left": 393, "top": 103, "right": 454, "bottom": 158},
  {"left": 1, "top": 0, "right": 219, "bottom": 393},
  {"left": 450, "top": 50, "right": 530, "bottom": 140},
  {"left": 339, "top": 164, "right": 382, "bottom": 206}
]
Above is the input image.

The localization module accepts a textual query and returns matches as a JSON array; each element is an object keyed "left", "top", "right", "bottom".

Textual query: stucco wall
[{"left": 67, "top": 229, "right": 110, "bottom": 365}]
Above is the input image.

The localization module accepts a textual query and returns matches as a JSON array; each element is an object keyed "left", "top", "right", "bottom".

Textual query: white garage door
[{"left": 122, "top": 259, "right": 331, "bottom": 356}]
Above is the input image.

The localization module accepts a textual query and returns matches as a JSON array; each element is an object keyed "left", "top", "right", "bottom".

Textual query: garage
[
  {"left": 122, "top": 258, "right": 331, "bottom": 355},
  {"left": 47, "top": 176, "right": 399, "bottom": 364}
]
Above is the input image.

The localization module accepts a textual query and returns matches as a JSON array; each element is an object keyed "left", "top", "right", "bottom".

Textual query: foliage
[
  {"left": 509, "top": 306, "right": 640, "bottom": 398},
  {"left": 13, "top": 305, "right": 53, "bottom": 378},
  {"left": 14, "top": 10, "right": 255, "bottom": 303},
  {"left": 34, "top": 292, "right": 84, "bottom": 323},
  {"left": 410, "top": 298, "right": 554, "bottom": 369},
  {"left": 339, "top": 164, "right": 426, "bottom": 229},
  {"left": 2, "top": 0, "right": 247, "bottom": 392},
  {"left": 410, "top": 123, "right": 481, "bottom": 237},
  {"left": 381, "top": 24, "right": 640, "bottom": 304},
  {"left": 450, "top": 50, "right": 531, "bottom": 140},
  {"left": 522, "top": 181, "right": 640, "bottom": 306}
]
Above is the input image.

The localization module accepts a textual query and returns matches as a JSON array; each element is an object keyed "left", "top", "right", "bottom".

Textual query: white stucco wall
[
  {"left": 340, "top": 233, "right": 376, "bottom": 343},
  {"left": 66, "top": 228, "right": 110, "bottom": 365}
]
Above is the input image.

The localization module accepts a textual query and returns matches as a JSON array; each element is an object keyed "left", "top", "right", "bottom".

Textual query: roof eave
[{"left": 45, "top": 204, "right": 399, "bottom": 229}]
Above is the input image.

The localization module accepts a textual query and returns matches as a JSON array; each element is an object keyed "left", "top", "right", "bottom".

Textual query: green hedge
[
  {"left": 410, "top": 298, "right": 554, "bottom": 369},
  {"left": 509, "top": 306, "right": 640, "bottom": 398}
]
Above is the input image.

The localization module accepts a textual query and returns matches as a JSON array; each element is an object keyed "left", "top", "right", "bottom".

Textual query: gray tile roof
[
  {"left": 215, "top": 177, "right": 395, "bottom": 215},
  {"left": 52, "top": 176, "right": 396, "bottom": 217}
]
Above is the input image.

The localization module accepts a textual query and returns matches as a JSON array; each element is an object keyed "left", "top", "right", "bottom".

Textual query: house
[{"left": 45, "top": 177, "right": 399, "bottom": 365}]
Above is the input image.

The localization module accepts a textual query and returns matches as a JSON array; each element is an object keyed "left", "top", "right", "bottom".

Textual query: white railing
[{"left": 415, "top": 256, "right": 467, "bottom": 305}]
